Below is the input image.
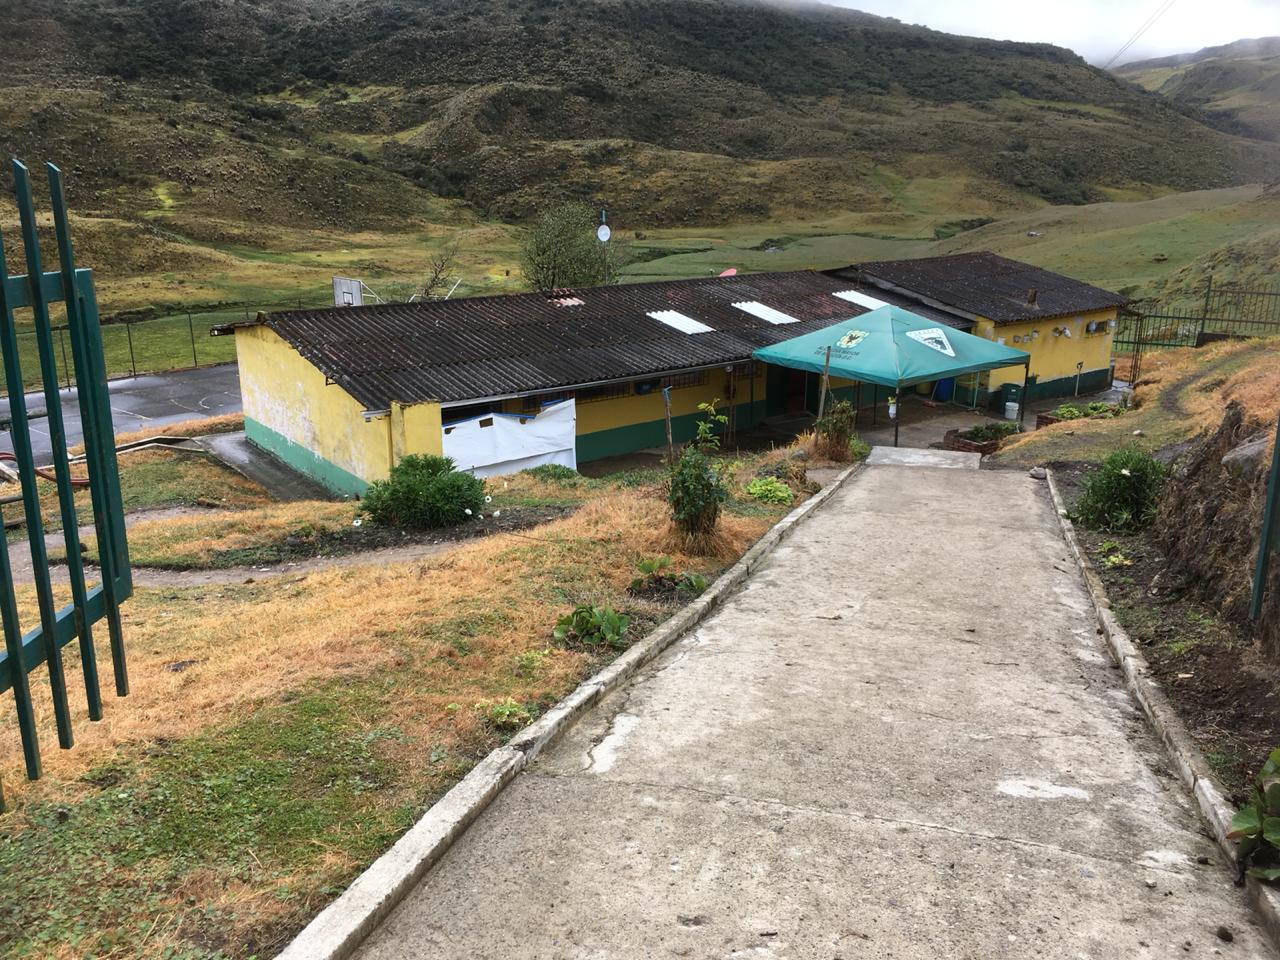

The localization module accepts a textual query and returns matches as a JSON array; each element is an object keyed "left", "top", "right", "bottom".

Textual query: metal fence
[
  {"left": 2, "top": 296, "right": 332, "bottom": 395},
  {"left": 0, "top": 160, "right": 133, "bottom": 788},
  {"left": 1113, "top": 278, "right": 1280, "bottom": 382}
]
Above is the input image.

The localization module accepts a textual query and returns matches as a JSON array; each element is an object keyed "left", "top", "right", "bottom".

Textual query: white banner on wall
[{"left": 441, "top": 398, "right": 577, "bottom": 478}]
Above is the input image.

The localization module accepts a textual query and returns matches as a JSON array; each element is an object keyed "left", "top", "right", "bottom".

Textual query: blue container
[{"left": 934, "top": 377, "right": 955, "bottom": 402}]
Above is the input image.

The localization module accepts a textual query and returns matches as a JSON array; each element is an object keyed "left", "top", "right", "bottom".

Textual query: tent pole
[
  {"left": 893, "top": 401, "right": 900, "bottom": 447},
  {"left": 817, "top": 346, "right": 832, "bottom": 422},
  {"left": 1019, "top": 361, "right": 1029, "bottom": 428}
]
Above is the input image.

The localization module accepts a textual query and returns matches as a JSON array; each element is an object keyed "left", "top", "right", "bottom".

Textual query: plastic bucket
[{"left": 1004, "top": 401, "right": 1020, "bottom": 421}]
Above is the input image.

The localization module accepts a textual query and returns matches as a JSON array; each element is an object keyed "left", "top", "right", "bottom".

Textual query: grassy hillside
[
  {"left": 2, "top": 0, "right": 1274, "bottom": 235},
  {"left": 933, "top": 183, "right": 1280, "bottom": 306},
  {"left": 1117, "top": 37, "right": 1280, "bottom": 141},
  {"left": 0, "top": 0, "right": 1274, "bottom": 368}
]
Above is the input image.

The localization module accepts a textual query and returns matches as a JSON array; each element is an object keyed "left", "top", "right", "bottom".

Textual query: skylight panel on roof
[
  {"left": 732, "top": 301, "right": 798, "bottom": 325},
  {"left": 647, "top": 310, "right": 714, "bottom": 334},
  {"left": 834, "top": 290, "right": 889, "bottom": 310}
]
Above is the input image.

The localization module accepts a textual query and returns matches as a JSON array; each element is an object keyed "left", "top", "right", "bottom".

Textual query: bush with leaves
[
  {"left": 524, "top": 463, "right": 584, "bottom": 486},
  {"left": 746, "top": 476, "right": 793, "bottom": 505},
  {"left": 814, "top": 399, "right": 856, "bottom": 460},
  {"left": 1072, "top": 446, "right": 1167, "bottom": 532},
  {"left": 628, "top": 555, "right": 708, "bottom": 598},
  {"left": 1228, "top": 747, "right": 1280, "bottom": 882},
  {"left": 361, "top": 454, "right": 485, "bottom": 529},
  {"left": 553, "top": 604, "right": 630, "bottom": 651},
  {"left": 668, "top": 402, "right": 730, "bottom": 540},
  {"left": 964, "top": 421, "right": 1022, "bottom": 444},
  {"left": 669, "top": 446, "right": 728, "bottom": 538}
]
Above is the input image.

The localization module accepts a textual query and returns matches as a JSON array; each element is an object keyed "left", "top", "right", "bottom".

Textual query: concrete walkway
[{"left": 355, "top": 464, "right": 1272, "bottom": 958}]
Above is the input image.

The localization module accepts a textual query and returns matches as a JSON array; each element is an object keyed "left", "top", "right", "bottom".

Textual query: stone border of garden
[{"left": 1045, "top": 467, "right": 1280, "bottom": 950}]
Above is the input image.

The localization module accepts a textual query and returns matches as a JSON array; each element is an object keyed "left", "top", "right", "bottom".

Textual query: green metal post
[{"left": 1250, "top": 416, "right": 1280, "bottom": 621}]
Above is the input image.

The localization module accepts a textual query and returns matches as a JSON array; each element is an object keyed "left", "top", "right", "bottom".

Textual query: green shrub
[
  {"left": 361, "top": 454, "right": 485, "bottom": 529},
  {"left": 849, "top": 436, "right": 871, "bottom": 461},
  {"left": 1073, "top": 446, "right": 1167, "bottom": 532},
  {"left": 669, "top": 446, "right": 728, "bottom": 537},
  {"left": 814, "top": 400, "right": 857, "bottom": 460},
  {"left": 476, "top": 697, "right": 534, "bottom": 731},
  {"left": 1228, "top": 746, "right": 1280, "bottom": 882},
  {"left": 628, "top": 555, "right": 708, "bottom": 598},
  {"left": 745, "top": 476, "right": 793, "bottom": 505},
  {"left": 1051, "top": 403, "right": 1085, "bottom": 420},
  {"left": 552, "top": 604, "right": 630, "bottom": 651},
  {"left": 964, "top": 421, "right": 1022, "bottom": 444}
]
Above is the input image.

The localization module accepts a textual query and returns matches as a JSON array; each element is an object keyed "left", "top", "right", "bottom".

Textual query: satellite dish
[{"left": 597, "top": 224, "right": 612, "bottom": 243}]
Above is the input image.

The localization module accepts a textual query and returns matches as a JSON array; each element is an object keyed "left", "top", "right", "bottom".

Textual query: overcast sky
[{"left": 825, "top": 0, "right": 1280, "bottom": 64}]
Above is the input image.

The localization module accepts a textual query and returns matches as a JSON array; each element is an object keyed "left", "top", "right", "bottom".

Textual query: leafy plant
[
  {"left": 1072, "top": 446, "right": 1167, "bottom": 533},
  {"left": 361, "top": 454, "right": 484, "bottom": 529},
  {"left": 814, "top": 399, "right": 857, "bottom": 461},
  {"left": 964, "top": 421, "right": 1022, "bottom": 444},
  {"left": 1052, "top": 401, "right": 1122, "bottom": 421},
  {"left": 1101, "top": 552, "right": 1133, "bottom": 568},
  {"left": 1228, "top": 747, "right": 1280, "bottom": 882},
  {"left": 669, "top": 446, "right": 728, "bottom": 538},
  {"left": 476, "top": 698, "right": 534, "bottom": 731},
  {"left": 669, "top": 403, "right": 729, "bottom": 540},
  {"left": 628, "top": 555, "right": 709, "bottom": 598},
  {"left": 552, "top": 604, "right": 630, "bottom": 651},
  {"left": 746, "top": 476, "right": 793, "bottom": 505},
  {"left": 849, "top": 436, "right": 871, "bottom": 461},
  {"left": 693, "top": 399, "right": 729, "bottom": 451}
]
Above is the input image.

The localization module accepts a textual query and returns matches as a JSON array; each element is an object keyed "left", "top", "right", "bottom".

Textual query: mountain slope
[
  {"left": 1, "top": 0, "right": 1275, "bottom": 239},
  {"left": 1116, "top": 37, "right": 1280, "bottom": 141}
]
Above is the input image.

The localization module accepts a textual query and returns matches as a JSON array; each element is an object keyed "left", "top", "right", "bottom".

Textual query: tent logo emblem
[
  {"left": 836, "top": 329, "right": 868, "bottom": 349},
  {"left": 906, "top": 327, "right": 956, "bottom": 357}
]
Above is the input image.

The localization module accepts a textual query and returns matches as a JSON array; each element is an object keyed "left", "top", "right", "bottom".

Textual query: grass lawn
[
  {"left": 995, "top": 339, "right": 1280, "bottom": 467},
  {"left": 0, "top": 448, "right": 820, "bottom": 958},
  {"left": 5, "top": 445, "right": 271, "bottom": 542}
]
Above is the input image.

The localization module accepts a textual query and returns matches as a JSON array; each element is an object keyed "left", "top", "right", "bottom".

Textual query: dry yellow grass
[
  {"left": 116, "top": 499, "right": 357, "bottom": 567},
  {"left": 0, "top": 462, "right": 793, "bottom": 957},
  {"left": 0, "top": 489, "right": 773, "bottom": 798},
  {"left": 998, "top": 339, "right": 1279, "bottom": 465}
]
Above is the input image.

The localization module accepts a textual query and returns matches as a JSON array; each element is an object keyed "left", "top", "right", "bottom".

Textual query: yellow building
[
  {"left": 214, "top": 256, "right": 1127, "bottom": 494},
  {"left": 832, "top": 252, "right": 1126, "bottom": 402}
]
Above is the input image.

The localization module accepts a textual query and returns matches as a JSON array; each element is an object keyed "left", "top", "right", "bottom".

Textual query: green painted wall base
[
  {"left": 245, "top": 418, "right": 369, "bottom": 497},
  {"left": 577, "top": 401, "right": 767, "bottom": 462},
  {"left": 962, "top": 367, "right": 1115, "bottom": 410}
]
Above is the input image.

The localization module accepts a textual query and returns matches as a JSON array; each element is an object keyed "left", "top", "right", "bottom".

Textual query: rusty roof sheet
[
  {"left": 219, "top": 271, "right": 881, "bottom": 409},
  {"left": 844, "top": 252, "right": 1128, "bottom": 324}
]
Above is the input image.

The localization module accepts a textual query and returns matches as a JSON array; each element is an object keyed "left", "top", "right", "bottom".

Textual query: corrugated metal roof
[
  {"left": 836, "top": 252, "right": 1128, "bottom": 324},
  {"left": 217, "top": 271, "right": 870, "bottom": 409}
]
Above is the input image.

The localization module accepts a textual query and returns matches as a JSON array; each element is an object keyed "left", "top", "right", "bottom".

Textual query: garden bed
[{"left": 1056, "top": 466, "right": 1280, "bottom": 802}]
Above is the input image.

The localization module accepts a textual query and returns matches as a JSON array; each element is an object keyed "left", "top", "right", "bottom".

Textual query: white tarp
[{"left": 441, "top": 398, "right": 577, "bottom": 478}]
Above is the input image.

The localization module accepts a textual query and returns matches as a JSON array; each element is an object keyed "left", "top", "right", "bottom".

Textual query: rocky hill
[
  {"left": 1, "top": 0, "right": 1276, "bottom": 237},
  {"left": 1116, "top": 37, "right": 1280, "bottom": 141}
]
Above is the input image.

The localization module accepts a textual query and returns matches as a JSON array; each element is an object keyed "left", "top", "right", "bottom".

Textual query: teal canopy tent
[{"left": 752, "top": 305, "right": 1032, "bottom": 446}]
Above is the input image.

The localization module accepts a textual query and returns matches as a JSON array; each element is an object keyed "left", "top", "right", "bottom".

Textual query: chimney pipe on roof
[{"left": 1027, "top": 288, "right": 1038, "bottom": 305}]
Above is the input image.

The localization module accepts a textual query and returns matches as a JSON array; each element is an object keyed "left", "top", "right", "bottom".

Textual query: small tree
[
  {"left": 668, "top": 401, "right": 729, "bottom": 544},
  {"left": 417, "top": 238, "right": 460, "bottom": 300},
  {"left": 520, "top": 202, "right": 619, "bottom": 293}
]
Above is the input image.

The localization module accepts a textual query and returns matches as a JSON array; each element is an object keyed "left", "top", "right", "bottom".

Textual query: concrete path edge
[
  {"left": 274, "top": 460, "right": 868, "bottom": 960},
  {"left": 1046, "top": 467, "right": 1280, "bottom": 949}
]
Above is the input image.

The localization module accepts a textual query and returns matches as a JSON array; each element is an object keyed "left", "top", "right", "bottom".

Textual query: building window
[
  {"left": 660, "top": 370, "right": 709, "bottom": 390},
  {"left": 443, "top": 403, "right": 494, "bottom": 424},
  {"left": 575, "top": 382, "right": 632, "bottom": 403},
  {"left": 730, "top": 362, "right": 760, "bottom": 380}
]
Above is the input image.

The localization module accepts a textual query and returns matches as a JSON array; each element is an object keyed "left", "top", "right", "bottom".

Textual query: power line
[{"left": 1102, "top": 0, "right": 1178, "bottom": 70}]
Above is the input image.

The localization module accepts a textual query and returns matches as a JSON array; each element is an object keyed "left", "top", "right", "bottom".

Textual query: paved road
[
  {"left": 0, "top": 364, "right": 241, "bottom": 464},
  {"left": 356, "top": 458, "right": 1272, "bottom": 958}
]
